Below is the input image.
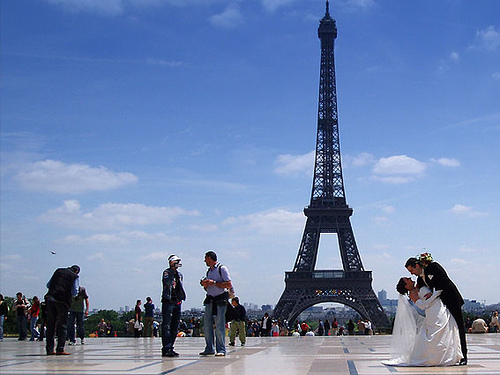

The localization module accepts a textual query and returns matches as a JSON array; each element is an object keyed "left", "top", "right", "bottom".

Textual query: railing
[{"left": 285, "top": 270, "right": 371, "bottom": 280}]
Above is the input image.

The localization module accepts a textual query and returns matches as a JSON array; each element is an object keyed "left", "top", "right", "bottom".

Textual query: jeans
[
  {"left": 45, "top": 301, "right": 69, "bottom": 354},
  {"left": 30, "top": 316, "right": 39, "bottom": 340},
  {"left": 17, "top": 314, "right": 28, "bottom": 339},
  {"left": 67, "top": 311, "right": 85, "bottom": 342},
  {"left": 161, "top": 302, "right": 181, "bottom": 354},
  {"left": 203, "top": 301, "right": 227, "bottom": 354}
]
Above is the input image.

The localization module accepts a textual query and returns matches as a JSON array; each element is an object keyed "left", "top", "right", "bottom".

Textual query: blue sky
[{"left": 1, "top": 0, "right": 499, "bottom": 312}]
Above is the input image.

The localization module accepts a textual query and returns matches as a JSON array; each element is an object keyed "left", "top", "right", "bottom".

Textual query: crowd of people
[{"left": 1, "top": 251, "right": 499, "bottom": 368}]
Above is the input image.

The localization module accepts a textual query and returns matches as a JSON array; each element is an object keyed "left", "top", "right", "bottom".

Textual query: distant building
[
  {"left": 261, "top": 304, "right": 273, "bottom": 312},
  {"left": 378, "top": 289, "right": 387, "bottom": 302},
  {"left": 378, "top": 289, "right": 397, "bottom": 316},
  {"left": 464, "top": 299, "right": 483, "bottom": 312}
]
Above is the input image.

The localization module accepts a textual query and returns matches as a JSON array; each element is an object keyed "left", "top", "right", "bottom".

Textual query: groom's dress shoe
[{"left": 459, "top": 358, "right": 467, "bottom": 366}]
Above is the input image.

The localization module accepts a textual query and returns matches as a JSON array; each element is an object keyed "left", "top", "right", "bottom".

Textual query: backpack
[{"left": 206, "top": 264, "right": 236, "bottom": 299}]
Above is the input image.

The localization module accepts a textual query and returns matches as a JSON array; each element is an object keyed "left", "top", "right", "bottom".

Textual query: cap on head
[
  {"left": 70, "top": 265, "right": 80, "bottom": 274},
  {"left": 168, "top": 254, "right": 182, "bottom": 267}
]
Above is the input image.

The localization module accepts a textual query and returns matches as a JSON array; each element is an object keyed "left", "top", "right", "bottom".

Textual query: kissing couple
[{"left": 383, "top": 252, "right": 468, "bottom": 367}]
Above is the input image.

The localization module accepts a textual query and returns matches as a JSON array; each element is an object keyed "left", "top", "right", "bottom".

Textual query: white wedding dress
[{"left": 383, "top": 287, "right": 463, "bottom": 367}]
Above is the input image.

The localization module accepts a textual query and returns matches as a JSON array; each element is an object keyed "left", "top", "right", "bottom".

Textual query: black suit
[{"left": 416, "top": 261, "right": 467, "bottom": 359}]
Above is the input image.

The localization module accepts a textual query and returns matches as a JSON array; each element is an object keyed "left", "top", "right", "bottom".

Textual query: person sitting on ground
[{"left": 471, "top": 317, "right": 488, "bottom": 333}]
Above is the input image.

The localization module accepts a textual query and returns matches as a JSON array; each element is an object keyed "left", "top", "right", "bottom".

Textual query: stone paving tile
[{"left": 1, "top": 334, "right": 500, "bottom": 374}]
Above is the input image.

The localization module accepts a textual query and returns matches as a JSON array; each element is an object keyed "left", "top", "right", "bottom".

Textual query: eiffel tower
[{"left": 273, "top": 1, "right": 390, "bottom": 329}]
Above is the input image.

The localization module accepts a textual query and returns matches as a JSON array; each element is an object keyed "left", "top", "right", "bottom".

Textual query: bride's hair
[{"left": 396, "top": 278, "right": 409, "bottom": 295}]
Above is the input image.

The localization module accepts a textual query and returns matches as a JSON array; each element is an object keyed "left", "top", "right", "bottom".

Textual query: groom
[{"left": 405, "top": 255, "right": 467, "bottom": 365}]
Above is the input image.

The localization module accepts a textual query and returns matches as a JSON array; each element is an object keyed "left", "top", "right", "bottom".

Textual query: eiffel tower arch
[{"left": 273, "top": 1, "right": 390, "bottom": 329}]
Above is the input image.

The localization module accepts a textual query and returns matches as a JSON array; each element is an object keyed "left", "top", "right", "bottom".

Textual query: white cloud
[
  {"left": 223, "top": 209, "right": 304, "bottom": 235},
  {"left": 12, "top": 160, "right": 138, "bottom": 194},
  {"left": 493, "top": 72, "right": 500, "bottom": 81},
  {"left": 275, "top": 151, "right": 314, "bottom": 176},
  {"left": 351, "top": 152, "right": 376, "bottom": 167},
  {"left": 372, "top": 176, "right": 415, "bottom": 184},
  {"left": 381, "top": 205, "right": 395, "bottom": 214},
  {"left": 88, "top": 252, "right": 105, "bottom": 261},
  {"left": 146, "top": 58, "right": 182, "bottom": 67},
  {"left": 45, "top": 0, "right": 192, "bottom": 16},
  {"left": 373, "top": 155, "right": 426, "bottom": 175},
  {"left": 372, "top": 216, "right": 389, "bottom": 225},
  {"left": 209, "top": 4, "right": 243, "bottom": 28},
  {"left": 474, "top": 25, "right": 500, "bottom": 51},
  {"left": 261, "top": 0, "right": 295, "bottom": 13},
  {"left": 450, "top": 51, "right": 460, "bottom": 62},
  {"left": 457, "top": 245, "right": 488, "bottom": 254},
  {"left": 448, "top": 204, "right": 488, "bottom": 218},
  {"left": 433, "top": 158, "right": 461, "bottom": 167},
  {"left": 46, "top": 0, "right": 124, "bottom": 15},
  {"left": 40, "top": 200, "right": 200, "bottom": 230}
]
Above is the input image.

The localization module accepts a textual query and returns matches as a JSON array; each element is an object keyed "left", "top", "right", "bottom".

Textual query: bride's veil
[{"left": 389, "top": 294, "right": 421, "bottom": 361}]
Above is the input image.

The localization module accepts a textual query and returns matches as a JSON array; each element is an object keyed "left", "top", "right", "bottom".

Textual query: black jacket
[
  {"left": 45, "top": 267, "right": 79, "bottom": 308},
  {"left": 417, "top": 261, "right": 464, "bottom": 309}
]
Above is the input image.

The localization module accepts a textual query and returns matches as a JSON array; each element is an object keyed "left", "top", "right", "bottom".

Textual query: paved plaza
[{"left": 1, "top": 334, "right": 500, "bottom": 374}]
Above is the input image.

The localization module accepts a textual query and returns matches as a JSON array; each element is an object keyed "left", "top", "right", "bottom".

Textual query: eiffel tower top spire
[
  {"left": 319, "top": 1, "right": 336, "bottom": 37},
  {"left": 311, "top": 0, "right": 344, "bottom": 208}
]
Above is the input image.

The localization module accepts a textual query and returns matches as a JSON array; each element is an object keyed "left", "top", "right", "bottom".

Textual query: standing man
[
  {"left": 143, "top": 297, "right": 155, "bottom": 337},
  {"left": 45, "top": 265, "right": 80, "bottom": 355},
  {"left": 406, "top": 253, "right": 467, "bottom": 365},
  {"left": 67, "top": 286, "right": 89, "bottom": 345},
  {"left": 161, "top": 255, "right": 186, "bottom": 357},
  {"left": 228, "top": 297, "right": 246, "bottom": 347},
  {"left": 13, "top": 292, "right": 29, "bottom": 340},
  {"left": 199, "top": 250, "right": 232, "bottom": 357},
  {"left": 260, "top": 312, "right": 271, "bottom": 336}
]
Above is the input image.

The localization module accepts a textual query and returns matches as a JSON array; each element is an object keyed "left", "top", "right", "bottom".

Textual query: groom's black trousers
[{"left": 447, "top": 303, "right": 467, "bottom": 359}]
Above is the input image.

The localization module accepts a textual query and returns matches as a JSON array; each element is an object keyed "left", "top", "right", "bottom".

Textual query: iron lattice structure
[{"left": 273, "top": 2, "right": 390, "bottom": 329}]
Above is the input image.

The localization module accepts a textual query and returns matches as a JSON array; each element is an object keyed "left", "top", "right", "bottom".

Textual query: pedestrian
[
  {"left": 45, "top": 264, "right": 80, "bottom": 355},
  {"left": 143, "top": 297, "right": 155, "bottom": 338},
  {"left": 67, "top": 286, "right": 89, "bottom": 345},
  {"left": 13, "top": 292, "right": 30, "bottom": 340},
  {"left": 260, "top": 312, "right": 271, "bottom": 337},
  {"left": 347, "top": 319, "right": 355, "bottom": 335},
  {"left": 28, "top": 296, "right": 40, "bottom": 341},
  {"left": 38, "top": 300, "right": 47, "bottom": 341},
  {"left": 331, "top": 318, "right": 339, "bottom": 336},
  {"left": 324, "top": 319, "right": 330, "bottom": 336},
  {"left": 134, "top": 300, "right": 142, "bottom": 338},
  {"left": 490, "top": 311, "right": 500, "bottom": 333},
  {"left": 228, "top": 297, "right": 246, "bottom": 347},
  {"left": 0, "top": 294, "right": 9, "bottom": 342},
  {"left": 161, "top": 255, "right": 186, "bottom": 357},
  {"left": 199, "top": 250, "right": 232, "bottom": 357}
]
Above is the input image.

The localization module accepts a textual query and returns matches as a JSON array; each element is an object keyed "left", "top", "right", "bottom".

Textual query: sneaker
[
  {"left": 81, "top": 339, "right": 85, "bottom": 345},
  {"left": 162, "top": 352, "right": 175, "bottom": 357},
  {"left": 228, "top": 342, "right": 235, "bottom": 346},
  {"left": 215, "top": 352, "right": 226, "bottom": 357},
  {"left": 55, "top": 351, "right": 71, "bottom": 355},
  {"left": 68, "top": 341, "right": 76, "bottom": 346},
  {"left": 241, "top": 343, "right": 245, "bottom": 346},
  {"left": 199, "top": 351, "right": 215, "bottom": 356}
]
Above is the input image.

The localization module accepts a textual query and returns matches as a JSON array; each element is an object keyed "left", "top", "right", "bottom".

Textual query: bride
[{"left": 383, "top": 277, "right": 463, "bottom": 366}]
